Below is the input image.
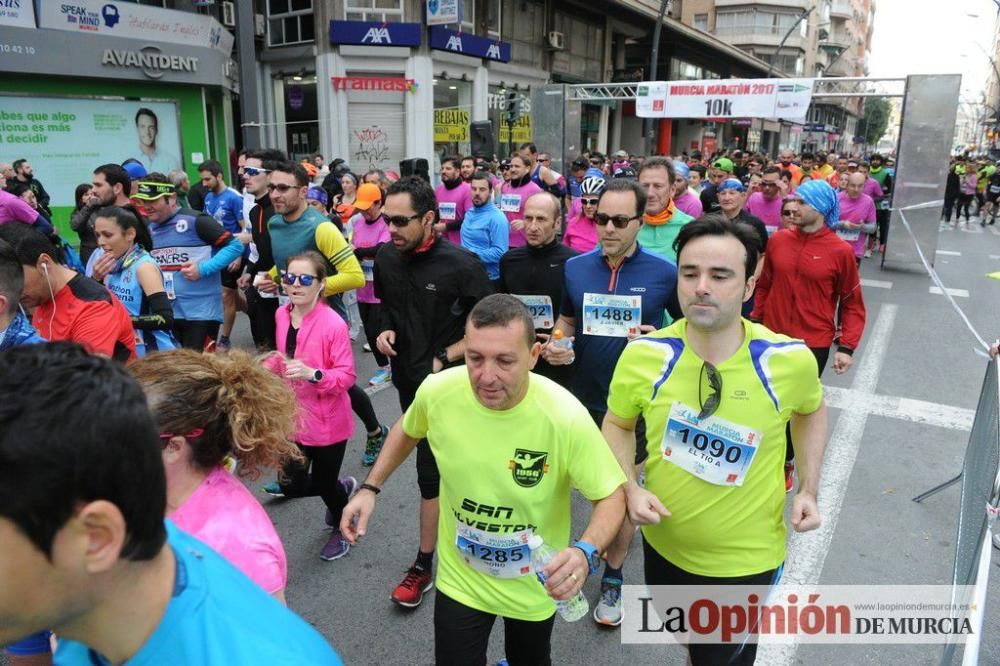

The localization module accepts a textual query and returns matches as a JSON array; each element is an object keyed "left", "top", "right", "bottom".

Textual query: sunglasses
[
  {"left": 698, "top": 362, "right": 723, "bottom": 420},
  {"left": 383, "top": 213, "right": 423, "bottom": 227},
  {"left": 243, "top": 166, "right": 271, "bottom": 177},
  {"left": 267, "top": 183, "right": 296, "bottom": 193},
  {"left": 282, "top": 272, "right": 319, "bottom": 286},
  {"left": 595, "top": 213, "right": 640, "bottom": 229},
  {"left": 581, "top": 198, "right": 600, "bottom": 206},
  {"left": 781, "top": 210, "right": 797, "bottom": 217},
  {"left": 159, "top": 428, "right": 204, "bottom": 444}
]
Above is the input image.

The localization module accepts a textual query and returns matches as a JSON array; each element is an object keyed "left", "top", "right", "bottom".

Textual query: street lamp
[
  {"left": 766, "top": 6, "right": 812, "bottom": 78},
  {"left": 645, "top": 0, "right": 671, "bottom": 156}
]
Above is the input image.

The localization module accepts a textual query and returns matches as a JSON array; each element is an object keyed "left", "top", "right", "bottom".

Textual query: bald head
[
  {"left": 845, "top": 171, "right": 866, "bottom": 198},
  {"left": 523, "top": 192, "right": 561, "bottom": 247}
]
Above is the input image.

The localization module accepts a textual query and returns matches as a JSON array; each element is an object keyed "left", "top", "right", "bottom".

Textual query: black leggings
[
  {"left": 785, "top": 347, "right": 829, "bottom": 463},
  {"left": 875, "top": 208, "right": 890, "bottom": 246},
  {"left": 957, "top": 194, "right": 974, "bottom": 221},
  {"left": 357, "top": 301, "right": 389, "bottom": 367},
  {"left": 433, "top": 590, "right": 555, "bottom": 666},
  {"left": 173, "top": 319, "right": 220, "bottom": 351},
  {"left": 278, "top": 442, "right": 349, "bottom": 526},
  {"left": 942, "top": 197, "right": 956, "bottom": 222},
  {"left": 348, "top": 384, "right": 380, "bottom": 434},
  {"left": 642, "top": 538, "right": 781, "bottom": 666},
  {"left": 245, "top": 286, "right": 278, "bottom": 351}
]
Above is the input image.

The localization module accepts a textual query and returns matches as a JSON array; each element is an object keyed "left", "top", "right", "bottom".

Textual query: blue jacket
[
  {"left": 460, "top": 201, "right": 509, "bottom": 280},
  {"left": 0, "top": 309, "right": 44, "bottom": 351}
]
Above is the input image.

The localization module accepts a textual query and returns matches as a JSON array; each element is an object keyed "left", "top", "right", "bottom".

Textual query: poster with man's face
[{"left": 0, "top": 95, "right": 182, "bottom": 208}]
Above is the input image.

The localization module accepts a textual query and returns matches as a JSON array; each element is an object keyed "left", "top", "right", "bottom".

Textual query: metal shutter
[{"left": 347, "top": 100, "right": 406, "bottom": 174}]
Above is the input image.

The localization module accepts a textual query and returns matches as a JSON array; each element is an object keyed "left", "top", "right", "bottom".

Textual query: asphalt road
[{"left": 229, "top": 216, "right": 1000, "bottom": 666}]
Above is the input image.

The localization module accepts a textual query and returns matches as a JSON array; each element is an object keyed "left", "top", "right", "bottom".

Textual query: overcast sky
[{"left": 868, "top": 0, "right": 997, "bottom": 102}]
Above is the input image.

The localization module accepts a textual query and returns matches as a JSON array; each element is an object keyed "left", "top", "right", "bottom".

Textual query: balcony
[
  {"left": 715, "top": 0, "right": 811, "bottom": 9},
  {"left": 713, "top": 25, "right": 806, "bottom": 50},
  {"left": 830, "top": 0, "right": 853, "bottom": 19},
  {"left": 822, "top": 29, "right": 852, "bottom": 51}
]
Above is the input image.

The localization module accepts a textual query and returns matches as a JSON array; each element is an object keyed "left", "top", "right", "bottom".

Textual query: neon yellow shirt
[
  {"left": 607, "top": 319, "right": 822, "bottom": 577},
  {"left": 403, "top": 367, "right": 626, "bottom": 621}
]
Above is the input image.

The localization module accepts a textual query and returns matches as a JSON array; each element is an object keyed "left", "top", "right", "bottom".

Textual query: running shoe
[
  {"left": 320, "top": 530, "right": 350, "bottom": 561},
  {"left": 784, "top": 462, "right": 795, "bottom": 493},
  {"left": 863, "top": 249, "right": 872, "bottom": 258},
  {"left": 326, "top": 477, "right": 358, "bottom": 527},
  {"left": 363, "top": 424, "right": 389, "bottom": 467},
  {"left": 593, "top": 576, "right": 624, "bottom": 627},
  {"left": 263, "top": 481, "right": 284, "bottom": 497},
  {"left": 391, "top": 565, "right": 434, "bottom": 608},
  {"left": 369, "top": 367, "right": 392, "bottom": 387}
]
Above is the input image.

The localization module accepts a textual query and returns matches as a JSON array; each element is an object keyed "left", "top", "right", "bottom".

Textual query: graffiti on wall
[{"left": 353, "top": 125, "right": 390, "bottom": 169}]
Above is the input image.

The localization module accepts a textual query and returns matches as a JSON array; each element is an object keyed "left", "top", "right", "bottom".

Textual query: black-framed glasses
[
  {"left": 267, "top": 183, "right": 295, "bottom": 193},
  {"left": 594, "top": 213, "right": 640, "bottom": 229},
  {"left": 282, "top": 273, "right": 318, "bottom": 286},
  {"left": 581, "top": 198, "right": 600, "bottom": 206},
  {"left": 383, "top": 213, "right": 423, "bottom": 227},
  {"left": 698, "top": 361, "right": 723, "bottom": 420},
  {"left": 781, "top": 209, "right": 797, "bottom": 217},
  {"left": 244, "top": 166, "right": 271, "bottom": 177}
]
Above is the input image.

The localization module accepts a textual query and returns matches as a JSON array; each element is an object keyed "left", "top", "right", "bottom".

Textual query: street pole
[
  {"left": 236, "top": 0, "right": 262, "bottom": 150},
  {"left": 645, "top": 0, "right": 670, "bottom": 156},
  {"left": 766, "top": 7, "right": 812, "bottom": 79}
]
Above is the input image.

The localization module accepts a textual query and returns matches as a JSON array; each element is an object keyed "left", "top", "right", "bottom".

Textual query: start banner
[{"left": 636, "top": 79, "right": 814, "bottom": 120}]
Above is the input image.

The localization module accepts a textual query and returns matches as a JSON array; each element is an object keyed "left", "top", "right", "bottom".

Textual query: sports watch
[
  {"left": 308, "top": 369, "right": 324, "bottom": 384},
  {"left": 573, "top": 540, "right": 601, "bottom": 576}
]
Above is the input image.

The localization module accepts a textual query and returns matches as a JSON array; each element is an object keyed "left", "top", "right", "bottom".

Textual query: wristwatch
[
  {"left": 308, "top": 369, "right": 324, "bottom": 384},
  {"left": 573, "top": 540, "right": 601, "bottom": 576},
  {"left": 435, "top": 348, "right": 450, "bottom": 368}
]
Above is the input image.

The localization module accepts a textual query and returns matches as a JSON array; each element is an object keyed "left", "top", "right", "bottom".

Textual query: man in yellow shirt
[
  {"left": 342, "top": 294, "right": 626, "bottom": 664},
  {"left": 604, "top": 215, "right": 828, "bottom": 665}
]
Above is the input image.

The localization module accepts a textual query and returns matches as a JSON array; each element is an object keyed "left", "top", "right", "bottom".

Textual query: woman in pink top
[
  {"left": 350, "top": 200, "right": 392, "bottom": 388},
  {"left": 563, "top": 175, "right": 604, "bottom": 253},
  {"left": 499, "top": 154, "right": 543, "bottom": 247},
  {"left": 131, "top": 349, "right": 300, "bottom": 602},
  {"left": 264, "top": 250, "right": 358, "bottom": 562}
]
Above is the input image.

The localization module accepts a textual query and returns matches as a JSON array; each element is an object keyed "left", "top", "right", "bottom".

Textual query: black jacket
[
  {"left": 497, "top": 240, "right": 578, "bottom": 388},
  {"left": 247, "top": 194, "right": 275, "bottom": 275},
  {"left": 374, "top": 238, "right": 493, "bottom": 390}
]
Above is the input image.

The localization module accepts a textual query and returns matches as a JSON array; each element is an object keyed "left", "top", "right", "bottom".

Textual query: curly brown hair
[{"left": 130, "top": 349, "right": 302, "bottom": 480}]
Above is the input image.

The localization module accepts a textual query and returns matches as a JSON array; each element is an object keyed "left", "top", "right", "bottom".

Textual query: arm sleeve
[
  {"left": 73, "top": 303, "right": 129, "bottom": 359},
  {"left": 496, "top": 256, "right": 509, "bottom": 293},
  {"left": 836, "top": 252, "right": 867, "bottom": 351},
  {"left": 70, "top": 206, "right": 94, "bottom": 232},
  {"left": 314, "top": 320, "right": 357, "bottom": 396},
  {"left": 478, "top": 212, "right": 510, "bottom": 265},
  {"left": 354, "top": 243, "right": 385, "bottom": 259},
  {"left": 32, "top": 211, "right": 54, "bottom": 235},
  {"left": 35, "top": 181, "right": 50, "bottom": 207},
  {"left": 372, "top": 252, "right": 397, "bottom": 333},
  {"left": 131, "top": 291, "right": 175, "bottom": 331},
  {"left": 459, "top": 255, "right": 495, "bottom": 305},
  {"left": 196, "top": 226, "right": 244, "bottom": 277},
  {"left": 315, "top": 222, "right": 365, "bottom": 296}
]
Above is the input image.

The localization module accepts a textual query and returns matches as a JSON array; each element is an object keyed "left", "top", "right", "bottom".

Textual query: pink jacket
[{"left": 265, "top": 302, "right": 356, "bottom": 446}]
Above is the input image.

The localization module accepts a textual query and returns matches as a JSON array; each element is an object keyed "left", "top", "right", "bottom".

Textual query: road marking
[
  {"left": 990, "top": 255, "right": 1000, "bottom": 259},
  {"left": 929, "top": 286, "right": 970, "bottom": 298},
  {"left": 861, "top": 279, "right": 893, "bottom": 289},
  {"left": 364, "top": 381, "right": 395, "bottom": 397},
  {"left": 822, "top": 386, "right": 974, "bottom": 431},
  {"left": 936, "top": 250, "right": 961, "bottom": 256},
  {"left": 759, "top": 304, "right": 897, "bottom": 665}
]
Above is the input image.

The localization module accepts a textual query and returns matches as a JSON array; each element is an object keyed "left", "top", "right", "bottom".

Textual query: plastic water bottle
[
  {"left": 528, "top": 535, "right": 589, "bottom": 622},
  {"left": 551, "top": 329, "right": 573, "bottom": 351}
]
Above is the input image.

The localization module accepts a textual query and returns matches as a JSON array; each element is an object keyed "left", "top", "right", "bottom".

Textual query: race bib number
[
  {"left": 836, "top": 227, "right": 861, "bottom": 242},
  {"left": 582, "top": 293, "right": 641, "bottom": 338},
  {"left": 512, "top": 294, "right": 554, "bottom": 329},
  {"left": 989, "top": 185, "right": 1000, "bottom": 195},
  {"left": 163, "top": 271, "right": 176, "bottom": 300},
  {"left": 455, "top": 523, "right": 532, "bottom": 578},
  {"left": 661, "top": 402, "right": 762, "bottom": 487},
  {"left": 499, "top": 193, "right": 522, "bottom": 213},
  {"left": 362, "top": 259, "right": 374, "bottom": 282},
  {"left": 878, "top": 199, "right": 891, "bottom": 211},
  {"left": 439, "top": 202, "right": 457, "bottom": 220}
]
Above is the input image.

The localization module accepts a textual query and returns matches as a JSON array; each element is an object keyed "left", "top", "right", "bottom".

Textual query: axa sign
[
  {"left": 428, "top": 26, "right": 510, "bottom": 63},
  {"left": 329, "top": 20, "right": 421, "bottom": 47},
  {"left": 445, "top": 34, "right": 463, "bottom": 52},
  {"left": 101, "top": 45, "right": 198, "bottom": 79}
]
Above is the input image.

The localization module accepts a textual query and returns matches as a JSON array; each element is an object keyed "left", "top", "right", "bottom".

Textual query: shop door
[{"left": 347, "top": 102, "right": 405, "bottom": 173}]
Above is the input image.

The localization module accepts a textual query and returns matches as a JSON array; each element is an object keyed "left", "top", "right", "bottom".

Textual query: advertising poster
[
  {"left": 434, "top": 107, "right": 469, "bottom": 142},
  {"left": 0, "top": 95, "right": 182, "bottom": 208},
  {"left": 637, "top": 79, "right": 814, "bottom": 120}
]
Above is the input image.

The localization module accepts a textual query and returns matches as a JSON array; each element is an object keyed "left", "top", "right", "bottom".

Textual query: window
[
  {"left": 345, "top": 0, "right": 404, "bottom": 22},
  {"left": 268, "top": 0, "right": 314, "bottom": 47},
  {"left": 693, "top": 13, "right": 708, "bottom": 32},
  {"left": 715, "top": 8, "right": 804, "bottom": 38},
  {"left": 442, "top": 0, "right": 475, "bottom": 33},
  {"left": 669, "top": 58, "right": 721, "bottom": 81},
  {"left": 552, "top": 12, "right": 604, "bottom": 81},
  {"left": 483, "top": 0, "right": 501, "bottom": 39},
  {"left": 502, "top": 0, "right": 543, "bottom": 66}
]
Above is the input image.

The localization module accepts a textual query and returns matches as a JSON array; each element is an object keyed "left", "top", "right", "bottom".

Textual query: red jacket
[{"left": 751, "top": 225, "right": 866, "bottom": 351}]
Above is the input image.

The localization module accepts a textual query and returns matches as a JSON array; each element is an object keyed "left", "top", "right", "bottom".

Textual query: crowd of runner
[{"left": 0, "top": 142, "right": 889, "bottom": 664}]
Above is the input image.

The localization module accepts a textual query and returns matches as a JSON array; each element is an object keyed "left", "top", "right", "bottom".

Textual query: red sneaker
[
  {"left": 784, "top": 462, "right": 795, "bottom": 493},
  {"left": 391, "top": 566, "right": 434, "bottom": 608}
]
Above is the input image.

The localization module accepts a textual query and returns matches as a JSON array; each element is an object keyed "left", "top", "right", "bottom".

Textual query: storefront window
[
  {"left": 345, "top": 0, "right": 404, "bottom": 21},
  {"left": 433, "top": 78, "right": 473, "bottom": 167},
  {"left": 281, "top": 74, "right": 318, "bottom": 161},
  {"left": 488, "top": 85, "right": 532, "bottom": 160},
  {"left": 267, "top": 0, "right": 314, "bottom": 47}
]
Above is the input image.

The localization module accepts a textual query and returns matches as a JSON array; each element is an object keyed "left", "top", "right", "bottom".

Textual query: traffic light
[{"left": 505, "top": 90, "right": 522, "bottom": 125}]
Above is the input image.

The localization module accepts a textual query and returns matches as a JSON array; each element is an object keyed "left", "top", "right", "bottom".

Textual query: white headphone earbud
[{"left": 41, "top": 263, "right": 49, "bottom": 276}]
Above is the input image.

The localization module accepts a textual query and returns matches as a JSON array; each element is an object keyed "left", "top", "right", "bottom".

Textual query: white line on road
[
  {"left": 936, "top": 250, "right": 961, "bottom": 256},
  {"left": 758, "top": 304, "right": 898, "bottom": 665},
  {"left": 363, "top": 381, "right": 395, "bottom": 398},
  {"left": 861, "top": 279, "right": 893, "bottom": 289},
  {"left": 822, "top": 386, "right": 974, "bottom": 431},
  {"left": 990, "top": 255, "right": 1000, "bottom": 260},
  {"left": 929, "top": 286, "right": 970, "bottom": 298}
]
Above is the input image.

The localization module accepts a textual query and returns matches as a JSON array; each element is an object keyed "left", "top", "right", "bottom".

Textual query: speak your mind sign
[
  {"left": 0, "top": 95, "right": 182, "bottom": 208},
  {"left": 636, "top": 79, "right": 814, "bottom": 120}
]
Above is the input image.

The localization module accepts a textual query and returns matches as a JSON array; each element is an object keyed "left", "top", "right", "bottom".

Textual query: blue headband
[
  {"left": 718, "top": 178, "right": 745, "bottom": 193},
  {"left": 796, "top": 179, "right": 840, "bottom": 228},
  {"left": 672, "top": 161, "right": 690, "bottom": 179}
]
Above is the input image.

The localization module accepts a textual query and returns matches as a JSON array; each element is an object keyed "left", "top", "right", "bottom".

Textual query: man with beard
[
  {"left": 9, "top": 160, "right": 51, "bottom": 219},
  {"left": 72, "top": 164, "right": 142, "bottom": 268},
  {"left": 434, "top": 156, "right": 475, "bottom": 245},
  {"left": 460, "top": 171, "right": 509, "bottom": 282}
]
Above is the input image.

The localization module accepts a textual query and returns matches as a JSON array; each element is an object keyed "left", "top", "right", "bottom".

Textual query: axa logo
[
  {"left": 486, "top": 44, "right": 501, "bottom": 60},
  {"left": 445, "top": 34, "right": 463, "bottom": 51},
  {"left": 362, "top": 27, "right": 391, "bottom": 44}
]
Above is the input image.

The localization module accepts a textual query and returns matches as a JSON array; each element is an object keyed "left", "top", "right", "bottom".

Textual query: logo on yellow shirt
[{"left": 509, "top": 449, "right": 549, "bottom": 488}]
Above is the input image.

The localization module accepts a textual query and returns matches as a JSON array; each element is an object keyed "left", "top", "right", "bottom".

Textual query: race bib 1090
[{"left": 661, "top": 402, "right": 762, "bottom": 487}]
